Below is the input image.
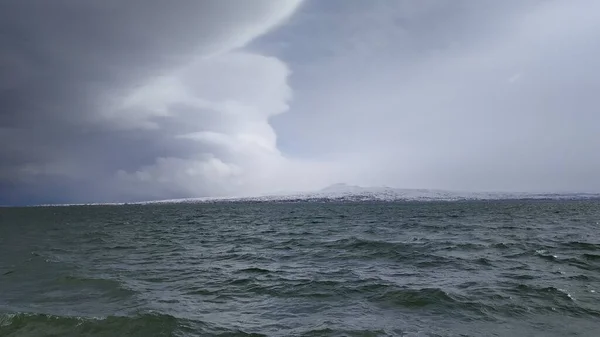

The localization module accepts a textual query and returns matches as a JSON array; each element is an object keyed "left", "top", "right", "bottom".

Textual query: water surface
[{"left": 1, "top": 200, "right": 599, "bottom": 336}]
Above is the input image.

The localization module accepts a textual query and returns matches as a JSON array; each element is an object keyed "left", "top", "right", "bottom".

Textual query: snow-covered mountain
[
  {"left": 35, "top": 183, "right": 600, "bottom": 207},
  {"left": 130, "top": 183, "right": 600, "bottom": 205},
  {"left": 271, "top": 183, "right": 599, "bottom": 202}
]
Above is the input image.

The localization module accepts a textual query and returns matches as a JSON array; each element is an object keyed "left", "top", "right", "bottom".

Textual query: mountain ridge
[{"left": 32, "top": 183, "right": 600, "bottom": 206}]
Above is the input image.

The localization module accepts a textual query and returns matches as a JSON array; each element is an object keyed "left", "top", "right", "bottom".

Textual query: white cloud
[{"left": 112, "top": 49, "right": 340, "bottom": 199}]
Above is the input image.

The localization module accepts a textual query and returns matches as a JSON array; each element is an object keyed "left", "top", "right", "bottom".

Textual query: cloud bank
[
  {"left": 270, "top": 0, "right": 600, "bottom": 193},
  {"left": 0, "top": 0, "right": 335, "bottom": 204},
  {"left": 1, "top": 0, "right": 599, "bottom": 205}
]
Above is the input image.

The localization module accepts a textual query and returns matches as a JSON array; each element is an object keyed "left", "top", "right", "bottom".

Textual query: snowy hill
[
  {"left": 131, "top": 183, "right": 600, "bottom": 205},
  {"left": 36, "top": 183, "right": 600, "bottom": 207}
]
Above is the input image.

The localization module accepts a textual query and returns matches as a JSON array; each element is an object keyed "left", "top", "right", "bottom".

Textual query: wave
[
  {"left": 187, "top": 275, "right": 494, "bottom": 319},
  {"left": 0, "top": 312, "right": 179, "bottom": 337},
  {"left": 321, "top": 237, "right": 422, "bottom": 259},
  {"left": 568, "top": 274, "right": 594, "bottom": 281},
  {"left": 439, "top": 242, "right": 487, "bottom": 251},
  {"left": 509, "top": 284, "right": 575, "bottom": 301},
  {"left": 582, "top": 253, "right": 600, "bottom": 261},
  {"left": 497, "top": 283, "right": 600, "bottom": 317},
  {"left": 563, "top": 241, "right": 600, "bottom": 251},
  {"left": 366, "top": 286, "right": 510, "bottom": 321},
  {"left": 54, "top": 275, "right": 136, "bottom": 298},
  {"left": 57, "top": 275, "right": 124, "bottom": 287},
  {"left": 535, "top": 249, "right": 558, "bottom": 261},
  {"left": 323, "top": 237, "right": 404, "bottom": 250},
  {"left": 371, "top": 287, "right": 457, "bottom": 308},
  {"left": 0, "top": 312, "right": 270, "bottom": 337},
  {"left": 238, "top": 267, "right": 271, "bottom": 274},
  {"left": 299, "top": 328, "right": 391, "bottom": 336},
  {"left": 322, "top": 237, "right": 489, "bottom": 255}
]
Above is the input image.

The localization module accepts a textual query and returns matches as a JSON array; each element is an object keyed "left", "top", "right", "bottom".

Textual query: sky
[{"left": 0, "top": 0, "right": 599, "bottom": 205}]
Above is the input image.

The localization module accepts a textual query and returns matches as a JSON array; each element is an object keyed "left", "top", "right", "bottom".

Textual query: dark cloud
[{"left": 0, "top": 0, "right": 304, "bottom": 204}]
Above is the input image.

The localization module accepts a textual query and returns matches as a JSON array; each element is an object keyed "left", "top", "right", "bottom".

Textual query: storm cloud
[
  {"left": 0, "top": 0, "right": 319, "bottom": 204},
  {"left": 1, "top": 0, "right": 599, "bottom": 205}
]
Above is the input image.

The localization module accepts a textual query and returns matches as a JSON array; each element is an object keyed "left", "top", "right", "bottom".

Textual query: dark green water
[{"left": 1, "top": 201, "right": 599, "bottom": 336}]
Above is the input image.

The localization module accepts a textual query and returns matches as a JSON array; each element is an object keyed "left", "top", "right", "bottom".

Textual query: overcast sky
[{"left": 1, "top": 0, "right": 599, "bottom": 205}]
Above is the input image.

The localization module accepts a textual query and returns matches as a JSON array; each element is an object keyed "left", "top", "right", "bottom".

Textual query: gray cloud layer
[
  {"left": 0, "top": 0, "right": 307, "bottom": 204},
  {"left": 1, "top": 0, "right": 599, "bottom": 204},
  {"left": 270, "top": 0, "right": 600, "bottom": 193}
]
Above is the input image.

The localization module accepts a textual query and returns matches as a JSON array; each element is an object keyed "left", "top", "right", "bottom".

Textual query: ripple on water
[
  {"left": 0, "top": 313, "right": 183, "bottom": 337},
  {"left": 1, "top": 200, "right": 600, "bottom": 336}
]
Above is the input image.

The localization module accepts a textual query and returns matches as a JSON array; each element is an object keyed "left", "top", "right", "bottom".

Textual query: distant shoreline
[{"left": 18, "top": 193, "right": 600, "bottom": 208}]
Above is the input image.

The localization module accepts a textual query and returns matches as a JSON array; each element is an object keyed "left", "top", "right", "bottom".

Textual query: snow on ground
[{"left": 35, "top": 183, "right": 600, "bottom": 206}]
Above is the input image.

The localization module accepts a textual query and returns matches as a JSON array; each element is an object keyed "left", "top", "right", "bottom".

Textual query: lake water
[{"left": 1, "top": 200, "right": 599, "bottom": 336}]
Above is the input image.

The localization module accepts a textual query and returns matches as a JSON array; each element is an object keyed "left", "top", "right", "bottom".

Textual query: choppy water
[{"left": 1, "top": 200, "right": 599, "bottom": 336}]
